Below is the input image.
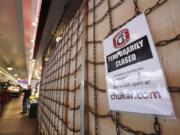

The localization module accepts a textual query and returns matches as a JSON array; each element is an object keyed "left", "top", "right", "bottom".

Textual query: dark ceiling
[{"left": 33, "top": 0, "right": 69, "bottom": 70}]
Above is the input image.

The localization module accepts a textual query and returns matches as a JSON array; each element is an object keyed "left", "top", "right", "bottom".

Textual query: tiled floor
[{"left": 0, "top": 95, "right": 37, "bottom": 135}]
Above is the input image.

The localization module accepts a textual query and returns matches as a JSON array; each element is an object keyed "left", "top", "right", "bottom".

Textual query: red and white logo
[{"left": 113, "top": 28, "right": 130, "bottom": 49}]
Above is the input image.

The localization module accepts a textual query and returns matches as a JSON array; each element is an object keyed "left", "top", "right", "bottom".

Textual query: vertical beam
[{"left": 80, "top": 0, "right": 88, "bottom": 135}]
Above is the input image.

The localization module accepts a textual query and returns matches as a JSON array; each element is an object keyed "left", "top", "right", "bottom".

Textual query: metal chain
[
  {"left": 54, "top": 43, "right": 62, "bottom": 134},
  {"left": 65, "top": 17, "right": 75, "bottom": 135},
  {"left": 88, "top": 0, "right": 125, "bottom": 27},
  {"left": 57, "top": 42, "right": 62, "bottom": 135},
  {"left": 169, "top": 87, "right": 180, "bottom": 93},
  {"left": 108, "top": 0, "right": 113, "bottom": 33},
  {"left": 85, "top": 0, "right": 177, "bottom": 135},
  {"left": 60, "top": 38, "right": 65, "bottom": 135},
  {"left": 156, "top": 33, "right": 180, "bottom": 47},
  {"left": 93, "top": 0, "right": 98, "bottom": 134},
  {"left": 41, "top": 97, "right": 81, "bottom": 133},
  {"left": 73, "top": 10, "right": 81, "bottom": 135},
  {"left": 133, "top": 0, "right": 141, "bottom": 16},
  {"left": 110, "top": 113, "right": 157, "bottom": 135},
  {"left": 41, "top": 94, "right": 80, "bottom": 112},
  {"left": 145, "top": 0, "right": 167, "bottom": 15},
  {"left": 88, "top": 0, "right": 105, "bottom": 12},
  {"left": 42, "top": 8, "right": 83, "bottom": 134},
  {"left": 108, "top": 1, "right": 121, "bottom": 134},
  {"left": 88, "top": 107, "right": 161, "bottom": 135},
  {"left": 116, "top": 112, "right": 121, "bottom": 135},
  {"left": 154, "top": 117, "right": 161, "bottom": 135},
  {"left": 104, "top": 0, "right": 168, "bottom": 38},
  {"left": 64, "top": 22, "right": 71, "bottom": 135},
  {"left": 49, "top": 52, "right": 53, "bottom": 134},
  {"left": 40, "top": 10, "right": 81, "bottom": 134},
  {"left": 39, "top": 0, "right": 180, "bottom": 134},
  {"left": 39, "top": 12, "right": 81, "bottom": 133},
  {"left": 53, "top": 52, "right": 57, "bottom": 134}
]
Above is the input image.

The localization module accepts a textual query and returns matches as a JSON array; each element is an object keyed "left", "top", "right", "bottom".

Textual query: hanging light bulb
[
  {"left": 7, "top": 67, "right": 13, "bottom": 71},
  {"left": 56, "top": 36, "right": 62, "bottom": 43}
]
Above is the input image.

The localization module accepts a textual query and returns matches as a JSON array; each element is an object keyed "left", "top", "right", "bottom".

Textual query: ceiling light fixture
[
  {"left": 45, "top": 57, "right": 49, "bottom": 62},
  {"left": 32, "top": 22, "right": 37, "bottom": 26},
  {"left": 14, "top": 74, "right": 18, "bottom": 77},
  {"left": 0, "top": 67, "right": 17, "bottom": 83},
  {"left": 7, "top": 67, "right": 13, "bottom": 71},
  {"left": 56, "top": 36, "right": 62, "bottom": 43}
]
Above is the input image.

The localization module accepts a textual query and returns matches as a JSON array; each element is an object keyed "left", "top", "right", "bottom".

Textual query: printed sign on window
[{"left": 103, "top": 14, "right": 174, "bottom": 116}]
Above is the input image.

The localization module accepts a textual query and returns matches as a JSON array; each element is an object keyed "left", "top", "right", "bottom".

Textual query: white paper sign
[{"left": 103, "top": 14, "right": 174, "bottom": 116}]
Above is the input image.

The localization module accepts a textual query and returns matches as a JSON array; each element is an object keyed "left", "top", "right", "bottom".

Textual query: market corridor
[{"left": 0, "top": 96, "right": 37, "bottom": 135}]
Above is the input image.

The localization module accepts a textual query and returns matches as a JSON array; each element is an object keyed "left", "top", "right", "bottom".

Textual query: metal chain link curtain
[
  {"left": 38, "top": 0, "right": 180, "bottom": 135},
  {"left": 38, "top": 6, "right": 83, "bottom": 135},
  {"left": 86, "top": 0, "right": 180, "bottom": 135}
]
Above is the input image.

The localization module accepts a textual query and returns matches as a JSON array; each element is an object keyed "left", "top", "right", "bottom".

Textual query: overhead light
[
  {"left": 56, "top": 36, "right": 62, "bottom": 43},
  {"left": 45, "top": 57, "right": 49, "bottom": 62},
  {"left": 7, "top": 67, "right": 13, "bottom": 71},
  {"left": 32, "top": 22, "right": 37, "bottom": 26},
  {"left": 31, "top": 39, "right": 34, "bottom": 42},
  {"left": 14, "top": 74, "right": 18, "bottom": 77}
]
